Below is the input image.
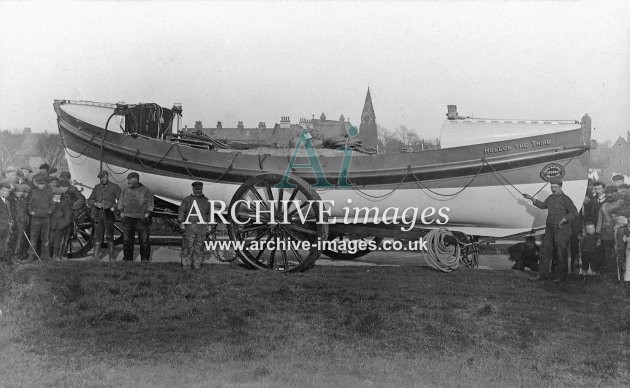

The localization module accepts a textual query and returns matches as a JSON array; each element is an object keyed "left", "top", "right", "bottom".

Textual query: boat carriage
[{"left": 54, "top": 100, "right": 593, "bottom": 271}]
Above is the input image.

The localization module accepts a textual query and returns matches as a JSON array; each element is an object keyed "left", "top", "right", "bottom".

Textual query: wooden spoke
[
  {"left": 264, "top": 182, "right": 274, "bottom": 203},
  {"left": 289, "top": 246, "right": 304, "bottom": 263},
  {"left": 281, "top": 249, "right": 288, "bottom": 269},
  {"left": 286, "top": 224, "right": 318, "bottom": 237},
  {"left": 248, "top": 187, "right": 269, "bottom": 211},
  {"left": 268, "top": 248, "right": 276, "bottom": 268},
  {"left": 276, "top": 186, "right": 284, "bottom": 215},
  {"left": 240, "top": 224, "right": 270, "bottom": 234}
]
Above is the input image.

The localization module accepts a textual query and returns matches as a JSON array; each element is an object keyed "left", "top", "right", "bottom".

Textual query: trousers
[
  {"left": 93, "top": 209, "right": 115, "bottom": 242},
  {"left": 181, "top": 223, "right": 206, "bottom": 268},
  {"left": 29, "top": 217, "right": 50, "bottom": 260},
  {"left": 539, "top": 223, "right": 572, "bottom": 280},
  {"left": 50, "top": 227, "right": 68, "bottom": 258},
  {"left": 122, "top": 217, "right": 150, "bottom": 261}
]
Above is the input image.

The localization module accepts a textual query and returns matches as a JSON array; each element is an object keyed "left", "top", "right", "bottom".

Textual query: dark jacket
[
  {"left": 533, "top": 193, "right": 578, "bottom": 227},
  {"left": 28, "top": 188, "right": 54, "bottom": 218},
  {"left": 118, "top": 183, "right": 154, "bottom": 218},
  {"left": 596, "top": 200, "right": 619, "bottom": 241},
  {"left": 178, "top": 194, "right": 211, "bottom": 223},
  {"left": 67, "top": 185, "right": 86, "bottom": 211},
  {"left": 606, "top": 192, "right": 630, "bottom": 219},
  {"left": 87, "top": 182, "right": 121, "bottom": 210},
  {"left": 580, "top": 234, "right": 599, "bottom": 252},
  {"left": 10, "top": 196, "right": 28, "bottom": 225},
  {"left": 507, "top": 242, "right": 539, "bottom": 263},
  {"left": 50, "top": 194, "right": 72, "bottom": 229},
  {"left": 0, "top": 197, "right": 12, "bottom": 230}
]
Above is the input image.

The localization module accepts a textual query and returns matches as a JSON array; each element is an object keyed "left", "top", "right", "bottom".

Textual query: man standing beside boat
[
  {"left": 523, "top": 180, "right": 578, "bottom": 283},
  {"left": 87, "top": 170, "right": 121, "bottom": 262},
  {"left": 118, "top": 172, "right": 154, "bottom": 262}
]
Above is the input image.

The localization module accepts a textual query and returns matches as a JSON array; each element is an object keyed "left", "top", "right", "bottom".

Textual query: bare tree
[
  {"left": 395, "top": 125, "right": 421, "bottom": 147},
  {"left": 0, "top": 130, "right": 25, "bottom": 172},
  {"left": 377, "top": 124, "right": 403, "bottom": 154},
  {"left": 36, "top": 133, "right": 65, "bottom": 169}
]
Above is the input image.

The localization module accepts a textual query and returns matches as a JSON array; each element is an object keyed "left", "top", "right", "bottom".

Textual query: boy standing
[{"left": 580, "top": 222, "right": 599, "bottom": 278}]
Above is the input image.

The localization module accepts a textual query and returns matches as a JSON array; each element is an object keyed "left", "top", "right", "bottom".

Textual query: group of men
[
  {"left": 0, "top": 164, "right": 85, "bottom": 262},
  {"left": 510, "top": 175, "right": 630, "bottom": 283},
  {"left": 0, "top": 164, "right": 155, "bottom": 263},
  {"left": 1, "top": 164, "right": 222, "bottom": 268}
]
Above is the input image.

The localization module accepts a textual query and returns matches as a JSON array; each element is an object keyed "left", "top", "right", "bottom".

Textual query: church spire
[{"left": 359, "top": 87, "right": 378, "bottom": 149}]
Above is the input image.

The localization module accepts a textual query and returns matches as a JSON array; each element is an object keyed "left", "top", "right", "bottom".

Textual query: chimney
[
  {"left": 194, "top": 120, "right": 203, "bottom": 131},
  {"left": 446, "top": 105, "right": 458, "bottom": 120},
  {"left": 216, "top": 121, "right": 222, "bottom": 128},
  {"left": 339, "top": 114, "right": 345, "bottom": 122},
  {"left": 237, "top": 121, "right": 244, "bottom": 129},
  {"left": 258, "top": 122, "right": 266, "bottom": 129},
  {"left": 280, "top": 116, "right": 291, "bottom": 129}
]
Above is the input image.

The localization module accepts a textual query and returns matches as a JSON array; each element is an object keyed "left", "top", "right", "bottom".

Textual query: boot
[
  {"left": 92, "top": 240, "right": 102, "bottom": 261},
  {"left": 107, "top": 242, "right": 115, "bottom": 262}
]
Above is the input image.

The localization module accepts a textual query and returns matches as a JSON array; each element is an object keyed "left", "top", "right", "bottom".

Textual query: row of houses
[{"left": 184, "top": 89, "right": 379, "bottom": 149}]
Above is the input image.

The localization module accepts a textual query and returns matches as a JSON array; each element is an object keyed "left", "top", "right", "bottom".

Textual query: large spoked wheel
[
  {"left": 323, "top": 235, "right": 383, "bottom": 260},
  {"left": 65, "top": 209, "right": 94, "bottom": 258},
  {"left": 227, "top": 173, "right": 329, "bottom": 272}
]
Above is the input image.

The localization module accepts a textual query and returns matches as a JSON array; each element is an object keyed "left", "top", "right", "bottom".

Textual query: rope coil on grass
[{"left": 421, "top": 229, "right": 461, "bottom": 273}]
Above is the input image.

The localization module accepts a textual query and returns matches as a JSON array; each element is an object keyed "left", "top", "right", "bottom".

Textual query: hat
[
  {"left": 5, "top": 165, "right": 18, "bottom": 173},
  {"left": 33, "top": 174, "right": 47, "bottom": 184},
  {"left": 59, "top": 171, "right": 71, "bottom": 179},
  {"left": 97, "top": 170, "right": 109, "bottom": 178},
  {"left": 192, "top": 181, "right": 203, "bottom": 188},
  {"left": 39, "top": 163, "right": 50, "bottom": 170},
  {"left": 59, "top": 178, "right": 71, "bottom": 187},
  {"left": 605, "top": 186, "right": 618, "bottom": 194},
  {"left": 612, "top": 174, "right": 625, "bottom": 181},
  {"left": 127, "top": 172, "right": 139, "bottom": 180},
  {"left": 47, "top": 176, "right": 59, "bottom": 183},
  {"left": 0, "top": 182, "right": 10, "bottom": 190},
  {"left": 20, "top": 165, "right": 33, "bottom": 173},
  {"left": 15, "top": 184, "right": 30, "bottom": 192}
]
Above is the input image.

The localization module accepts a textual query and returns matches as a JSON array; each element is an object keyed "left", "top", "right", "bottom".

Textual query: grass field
[{"left": 0, "top": 260, "right": 629, "bottom": 387}]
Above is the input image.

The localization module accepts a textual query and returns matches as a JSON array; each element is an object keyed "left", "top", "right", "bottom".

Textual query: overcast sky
[{"left": 1, "top": 1, "right": 629, "bottom": 142}]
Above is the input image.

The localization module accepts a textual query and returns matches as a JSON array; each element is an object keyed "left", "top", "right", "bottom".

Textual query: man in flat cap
[
  {"left": 87, "top": 170, "right": 121, "bottom": 261},
  {"left": 27, "top": 174, "right": 54, "bottom": 261},
  {"left": 3, "top": 165, "right": 19, "bottom": 189},
  {"left": 19, "top": 165, "right": 34, "bottom": 189},
  {"left": 118, "top": 172, "right": 154, "bottom": 262},
  {"left": 38, "top": 163, "right": 50, "bottom": 178},
  {"left": 612, "top": 174, "right": 626, "bottom": 189},
  {"left": 59, "top": 171, "right": 86, "bottom": 219},
  {"left": 0, "top": 181, "right": 13, "bottom": 261},
  {"left": 178, "top": 181, "right": 212, "bottom": 269},
  {"left": 524, "top": 180, "right": 578, "bottom": 283}
]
